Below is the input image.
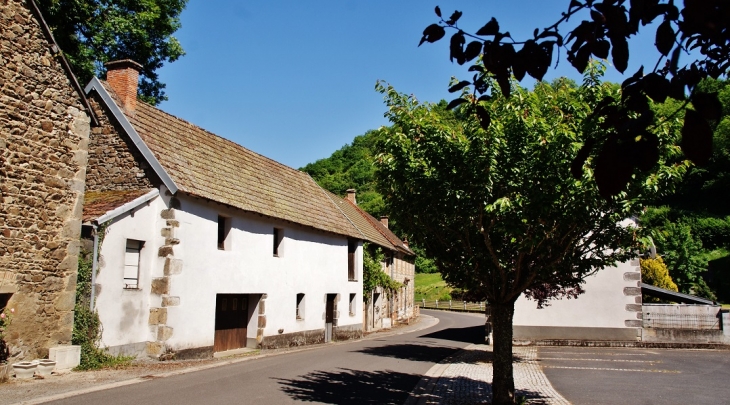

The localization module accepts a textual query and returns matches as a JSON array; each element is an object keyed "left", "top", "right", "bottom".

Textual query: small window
[
  {"left": 296, "top": 293, "right": 305, "bottom": 320},
  {"left": 273, "top": 228, "right": 284, "bottom": 256},
  {"left": 348, "top": 239, "right": 357, "bottom": 281},
  {"left": 124, "top": 239, "right": 144, "bottom": 289},
  {"left": 349, "top": 293, "right": 356, "bottom": 316},
  {"left": 217, "top": 216, "right": 230, "bottom": 250}
]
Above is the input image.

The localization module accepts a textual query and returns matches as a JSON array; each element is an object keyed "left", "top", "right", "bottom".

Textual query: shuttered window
[{"left": 124, "top": 240, "right": 144, "bottom": 289}]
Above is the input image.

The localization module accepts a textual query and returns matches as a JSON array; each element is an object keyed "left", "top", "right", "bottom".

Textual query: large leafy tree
[
  {"left": 374, "top": 71, "right": 686, "bottom": 404},
  {"left": 37, "top": 0, "right": 187, "bottom": 105},
  {"left": 420, "top": 1, "right": 727, "bottom": 198}
]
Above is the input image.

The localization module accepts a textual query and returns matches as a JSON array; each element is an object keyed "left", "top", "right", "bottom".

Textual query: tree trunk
[{"left": 491, "top": 301, "right": 516, "bottom": 405}]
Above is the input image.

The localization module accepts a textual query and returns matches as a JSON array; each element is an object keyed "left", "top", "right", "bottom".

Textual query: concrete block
[
  {"left": 161, "top": 296, "right": 180, "bottom": 307},
  {"left": 149, "top": 308, "right": 167, "bottom": 325},
  {"left": 49, "top": 345, "right": 81, "bottom": 370},
  {"left": 623, "top": 287, "right": 642, "bottom": 296},
  {"left": 151, "top": 277, "right": 169, "bottom": 295},
  {"left": 157, "top": 326, "right": 173, "bottom": 341},
  {"left": 163, "top": 258, "right": 183, "bottom": 276}
]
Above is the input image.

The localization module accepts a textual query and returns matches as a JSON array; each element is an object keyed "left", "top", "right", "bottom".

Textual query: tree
[
  {"left": 374, "top": 71, "right": 686, "bottom": 404},
  {"left": 37, "top": 0, "right": 187, "bottom": 105},
  {"left": 420, "top": 1, "right": 728, "bottom": 198},
  {"left": 640, "top": 256, "right": 678, "bottom": 302}
]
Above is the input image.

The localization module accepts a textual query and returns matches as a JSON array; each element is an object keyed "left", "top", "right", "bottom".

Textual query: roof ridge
[
  {"left": 313, "top": 179, "right": 365, "bottom": 240},
  {"left": 344, "top": 198, "right": 404, "bottom": 250}
]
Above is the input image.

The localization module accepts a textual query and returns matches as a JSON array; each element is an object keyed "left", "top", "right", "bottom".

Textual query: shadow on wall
[{"left": 275, "top": 368, "right": 550, "bottom": 404}]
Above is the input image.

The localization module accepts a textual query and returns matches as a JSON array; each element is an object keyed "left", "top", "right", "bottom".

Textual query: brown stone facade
[
  {"left": 84, "top": 96, "right": 159, "bottom": 192},
  {"left": 0, "top": 0, "right": 91, "bottom": 360}
]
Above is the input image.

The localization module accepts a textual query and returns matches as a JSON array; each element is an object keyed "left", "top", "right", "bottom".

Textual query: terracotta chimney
[
  {"left": 380, "top": 216, "right": 389, "bottom": 228},
  {"left": 346, "top": 189, "right": 356, "bottom": 205},
  {"left": 105, "top": 60, "right": 142, "bottom": 112}
]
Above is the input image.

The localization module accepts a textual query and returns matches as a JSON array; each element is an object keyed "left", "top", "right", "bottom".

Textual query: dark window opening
[
  {"left": 348, "top": 239, "right": 357, "bottom": 281},
  {"left": 349, "top": 293, "right": 356, "bottom": 316},
  {"left": 218, "top": 216, "right": 230, "bottom": 250},
  {"left": 274, "top": 228, "right": 283, "bottom": 256},
  {"left": 296, "top": 293, "right": 305, "bottom": 320}
]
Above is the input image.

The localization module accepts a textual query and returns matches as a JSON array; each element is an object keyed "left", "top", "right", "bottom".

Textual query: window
[
  {"left": 124, "top": 239, "right": 144, "bottom": 289},
  {"left": 217, "top": 216, "right": 230, "bottom": 250},
  {"left": 348, "top": 239, "right": 357, "bottom": 281},
  {"left": 349, "top": 293, "right": 356, "bottom": 316},
  {"left": 273, "top": 227, "right": 283, "bottom": 256},
  {"left": 296, "top": 293, "right": 305, "bottom": 320}
]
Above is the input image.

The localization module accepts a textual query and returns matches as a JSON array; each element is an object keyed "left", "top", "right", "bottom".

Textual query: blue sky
[{"left": 157, "top": 1, "right": 664, "bottom": 169}]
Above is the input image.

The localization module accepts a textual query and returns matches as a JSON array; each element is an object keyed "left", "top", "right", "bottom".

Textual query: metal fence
[
  {"left": 418, "top": 299, "right": 489, "bottom": 312},
  {"left": 642, "top": 312, "right": 721, "bottom": 330}
]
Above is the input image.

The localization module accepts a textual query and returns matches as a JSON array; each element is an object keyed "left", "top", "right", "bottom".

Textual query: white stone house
[
  {"left": 80, "top": 61, "right": 395, "bottom": 358},
  {"left": 327, "top": 190, "right": 416, "bottom": 331},
  {"left": 512, "top": 259, "right": 644, "bottom": 342}
]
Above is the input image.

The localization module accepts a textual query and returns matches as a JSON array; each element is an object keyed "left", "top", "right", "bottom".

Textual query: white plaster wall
[
  {"left": 513, "top": 260, "right": 638, "bottom": 328},
  {"left": 163, "top": 195, "right": 363, "bottom": 350},
  {"left": 95, "top": 196, "right": 164, "bottom": 348}
]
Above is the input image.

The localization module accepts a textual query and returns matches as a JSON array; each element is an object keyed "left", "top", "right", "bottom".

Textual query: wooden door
[
  {"left": 214, "top": 294, "right": 249, "bottom": 352},
  {"left": 325, "top": 294, "right": 335, "bottom": 342}
]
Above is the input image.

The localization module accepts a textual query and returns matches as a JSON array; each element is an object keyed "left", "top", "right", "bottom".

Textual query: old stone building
[
  {"left": 329, "top": 190, "right": 416, "bottom": 331},
  {"left": 76, "top": 61, "right": 418, "bottom": 358},
  {"left": 0, "top": 0, "right": 96, "bottom": 360}
]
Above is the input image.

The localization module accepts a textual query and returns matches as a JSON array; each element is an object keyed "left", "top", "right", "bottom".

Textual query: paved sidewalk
[{"left": 409, "top": 345, "right": 570, "bottom": 405}]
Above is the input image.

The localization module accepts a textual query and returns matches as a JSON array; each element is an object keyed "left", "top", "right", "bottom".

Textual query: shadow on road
[
  {"left": 418, "top": 325, "right": 485, "bottom": 344},
  {"left": 353, "top": 344, "right": 459, "bottom": 363},
  {"left": 276, "top": 368, "right": 551, "bottom": 404}
]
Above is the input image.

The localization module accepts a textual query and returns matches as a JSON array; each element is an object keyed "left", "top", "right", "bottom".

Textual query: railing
[
  {"left": 643, "top": 312, "right": 721, "bottom": 330},
  {"left": 418, "top": 299, "right": 489, "bottom": 313}
]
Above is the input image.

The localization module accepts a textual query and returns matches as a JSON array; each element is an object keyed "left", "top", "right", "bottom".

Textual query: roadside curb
[
  {"left": 519, "top": 340, "right": 730, "bottom": 350},
  {"left": 9, "top": 315, "right": 440, "bottom": 405}
]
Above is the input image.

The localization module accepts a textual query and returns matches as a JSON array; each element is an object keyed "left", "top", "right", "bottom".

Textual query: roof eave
[
  {"left": 88, "top": 189, "right": 160, "bottom": 224},
  {"left": 84, "top": 77, "right": 179, "bottom": 194}
]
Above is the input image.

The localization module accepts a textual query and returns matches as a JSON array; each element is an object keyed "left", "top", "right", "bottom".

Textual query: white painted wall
[
  {"left": 513, "top": 260, "right": 638, "bottom": 328},
  {"left": 95, "top": 189, "right": 363, "bottom": 352},
  {"left": 95, "top": 195, "right": 164, "bottom": 349}
]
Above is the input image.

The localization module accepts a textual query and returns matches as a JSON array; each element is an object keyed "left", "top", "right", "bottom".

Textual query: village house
[
  {"left": 327, "top": 189, "right": 416, "bottom": 331},
  {"left": 80, "top": 61, "right": 415, "bottom": 358},
  {"left": 0, "top": 0, "right": 96, "bottom": 362}
]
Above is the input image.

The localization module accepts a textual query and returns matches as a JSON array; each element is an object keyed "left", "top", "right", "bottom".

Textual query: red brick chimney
[
  {"left": 105, "top": 60, "right": 142, "bottom": 113},
  {"left": 380, "top": 216, "right": 389, "bottom": 228},
  {"left": 346, "top": 189, "right": 356, "bottom": 205}
]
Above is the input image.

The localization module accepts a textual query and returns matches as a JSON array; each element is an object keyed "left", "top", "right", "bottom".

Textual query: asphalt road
[
  {"left": 539, "top": 346, "right": 730, "bottom": 405},
  {"left": 46, "top": 310, "right": 486, "bottom": 405}
]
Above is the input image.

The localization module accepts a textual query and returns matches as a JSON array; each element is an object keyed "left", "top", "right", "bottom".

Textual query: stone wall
[
  {"left": 0, "top": 0, "right": 91, "bottom": 360},
  {"left": 84, "top": 97, "right": 159, "bottom": 191}
]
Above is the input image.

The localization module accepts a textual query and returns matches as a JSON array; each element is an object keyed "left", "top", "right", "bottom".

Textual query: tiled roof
[
  {"left": 325, "top": 191, "right": 414, "bottom": 256},
  {"left": 101, "top": 83, "right": 362, "bottom": 239},
  {"left": 83, "top": 189, "right": 153, "bottom": 222}
]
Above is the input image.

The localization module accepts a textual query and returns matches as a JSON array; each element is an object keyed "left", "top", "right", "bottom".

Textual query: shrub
[{"left": 641, "top": 256, "right": 678, "bottom": 292}]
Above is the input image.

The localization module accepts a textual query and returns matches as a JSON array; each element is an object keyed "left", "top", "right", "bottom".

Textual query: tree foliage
[
  {"left": 374, "top": 71, "right": 685, "bottom": 404},
  {"left": 362, "top": 243, "right": 401, "bottom": 302},
  {"left": 301, "top": 131, "right": 386, "bottom": 217},
  {"left": 640, "top": 256, "right": 678, "bottom": 300},
  {"left": 422, "top": 1, "right": 727, "bottom": 199},
  {"left": 37, "top": 0, "right": 187, "bottom": 105}
]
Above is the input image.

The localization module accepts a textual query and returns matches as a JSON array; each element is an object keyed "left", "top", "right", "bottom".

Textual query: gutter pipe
[{"left": 90, "top": 224, "right": 99, "bottom": 311}]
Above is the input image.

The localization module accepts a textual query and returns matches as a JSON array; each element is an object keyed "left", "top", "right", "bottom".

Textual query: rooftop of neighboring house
[
  {"left": 82, "top": 189, "right": 155, "bottom": 222},
  {"left": 326, "top": 189, "right": 414, "bottom": 256}
]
